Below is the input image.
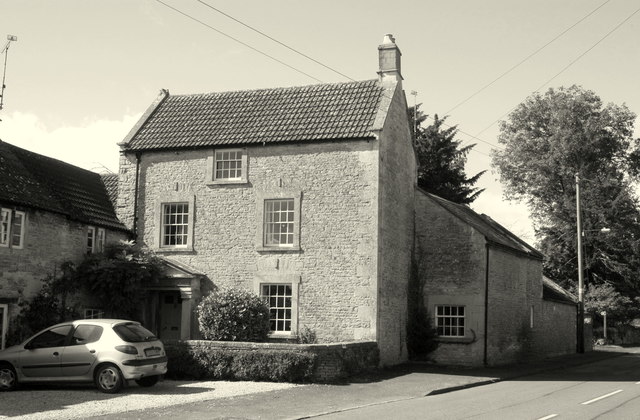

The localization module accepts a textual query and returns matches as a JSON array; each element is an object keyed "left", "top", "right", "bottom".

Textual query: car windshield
[{"left": 113, "top": 323, "right": 158, "bottom": 343}]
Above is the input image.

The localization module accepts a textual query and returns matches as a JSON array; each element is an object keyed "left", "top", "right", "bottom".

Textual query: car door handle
[
  {"left": 89, "top": 350, "right": 96, "bottom": 354},
  {"left": 53, "top": 352, "right": 59, "bottom": 356}
]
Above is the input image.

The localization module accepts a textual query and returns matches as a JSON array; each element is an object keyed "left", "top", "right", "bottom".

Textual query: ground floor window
[
  {"left": 261, "top": 284, "right": 292, "bottom": 333},
  {"left": 84, "top": 308, "right": 104, "bottom": 319},
  {"left": 435, "top": 305, "right": 465, "bottom": 337}
]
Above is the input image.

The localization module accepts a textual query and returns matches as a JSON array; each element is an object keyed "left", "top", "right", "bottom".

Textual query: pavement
[{"left": 97, "top": 345, "right": 637, "bottom": 420}]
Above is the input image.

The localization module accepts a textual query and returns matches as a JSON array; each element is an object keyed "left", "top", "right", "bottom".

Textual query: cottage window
[
  {"left": 215, "top": 149, "right": 243, "bottom": 180},
  {"left": 264, "top": 199, "right": 295, "bottom": 247},
  {"left": 84, "top": 308, "right": 104, "bottom": 319},
  {"left": 207, "top": 148, "right": 248, "bottom": 185},
  {"left": 161, "top": 203, "right": 189, "bottom": 248},
  {"left": 435, "top": 305, "right": 465, "bottom": 337},
  {"left": 261, "top": 284, "right": 293, "bottom": 333},
  {"left": 11, "top": 211, "right": 25, "bottom": 248},
  {"left": 96, "top": 228, "right": 106, "bottom": 253},
  {"left": 1, "top": 208, "right": 25, "bottom": 249},
  {"left": 0, "top": 209, "right": 9, "bottom": 246},
  {"left": 86, "top": 227, "right": 95, "bottom": 254}
]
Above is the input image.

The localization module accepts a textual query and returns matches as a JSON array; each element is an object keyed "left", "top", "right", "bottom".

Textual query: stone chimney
[{"left": 378, "top": 34, "right": 402, "bottom": 83}]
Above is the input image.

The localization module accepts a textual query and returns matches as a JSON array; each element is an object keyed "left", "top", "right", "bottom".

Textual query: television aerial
[{"left": 0, "top": 35, "right": 18, "bottom": 111}]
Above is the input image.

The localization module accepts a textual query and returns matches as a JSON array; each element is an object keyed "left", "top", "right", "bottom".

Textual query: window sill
[
  {"left": 155, "top": 247, "right": 195, "bottom": 254},
  {"left": 256, "top": 246, "right": 301, "bottom": 253},
  {"left": 207, "top": 179, "right": 249, "bottom": 187},
  {"left": 435, "top": 336, "right": 475, "bottom": 344}
]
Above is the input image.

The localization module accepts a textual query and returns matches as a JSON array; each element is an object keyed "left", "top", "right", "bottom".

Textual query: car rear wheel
[
  {"left": 0, "top": 364, "right": 17, "bottom": 391},
  {"left": 95, "top": 364, "right": 124, "bottom": 394},
  {"left": 135, "top": 375, "right": 159, "bottom": 387}
]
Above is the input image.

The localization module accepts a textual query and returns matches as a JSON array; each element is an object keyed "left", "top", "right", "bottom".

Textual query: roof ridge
[{"left": 168, "top": 79, "right": 379, "bottom": 98}]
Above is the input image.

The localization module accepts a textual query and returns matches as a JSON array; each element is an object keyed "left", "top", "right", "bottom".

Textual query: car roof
[{"left": 52, "top": 319, "right": 141, "bottom": 328}]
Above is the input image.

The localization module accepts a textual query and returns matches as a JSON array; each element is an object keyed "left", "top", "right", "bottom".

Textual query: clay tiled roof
[
  {"left": 101, "top": 173, "right": 119, "bottom": 208},
  {"left": 422, "top": 191, "right": 543, "bottom": 260},
  {"left": 0, "top": 140, "right": 128, "bottom": 232},
  {"left": 122, "top": 80, "right": 384, "bottom": 151}
]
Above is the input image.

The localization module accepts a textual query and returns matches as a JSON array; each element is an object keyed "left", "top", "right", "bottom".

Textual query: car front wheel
[
  {"left": 95, "top": 364, "right": 124, "bottom": 394},
  {"left": 0, "top": 364, "right": 17, "bottom": 391},
  {"left": 135, "top": 375, "right": 159, "bottom": 387}
]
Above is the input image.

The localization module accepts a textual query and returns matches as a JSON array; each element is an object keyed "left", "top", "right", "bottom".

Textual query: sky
[{"left": 0, "top": 0, "right": 639, "bottom": 245}]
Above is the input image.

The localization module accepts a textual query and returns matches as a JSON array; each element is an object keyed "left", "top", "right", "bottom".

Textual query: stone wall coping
[{"left": 171, "top": 339, "right": 377, "bottom": 351}]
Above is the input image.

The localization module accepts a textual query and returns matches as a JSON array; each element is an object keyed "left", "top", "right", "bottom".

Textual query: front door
[{"left": 159, "top": 292, "right": 182, "bottom": 340}]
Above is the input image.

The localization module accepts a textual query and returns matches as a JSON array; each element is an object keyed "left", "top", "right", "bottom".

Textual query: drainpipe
[
  {"left": 484, "top": 243, "right": 490, "bottom": 367},
  {"left": 132, "top": 152, "right": 141, "bottom": 241}
]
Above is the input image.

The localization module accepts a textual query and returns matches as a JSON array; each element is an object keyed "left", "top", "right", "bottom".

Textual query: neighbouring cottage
[
  {"left": 414, "top": 191, "right": 577, "bottom": 366},
  {"left": 0, "top": 140, "right": 130, "bottom": 349},
  {"left": 116, "top": 35, "right": 415, "bottom": 365}
]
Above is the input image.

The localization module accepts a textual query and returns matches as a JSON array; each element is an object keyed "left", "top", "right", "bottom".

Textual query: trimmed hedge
[{"left": 165, "top": 341, "right": 316, "bottom": 383}]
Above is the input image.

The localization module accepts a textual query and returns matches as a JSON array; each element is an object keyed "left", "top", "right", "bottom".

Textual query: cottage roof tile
[
  {"left": 122, "top": 80, "right": 385, "bottom": 151},
  {"left": 0, "top": 140, "right": 128, "bottom": 232}
]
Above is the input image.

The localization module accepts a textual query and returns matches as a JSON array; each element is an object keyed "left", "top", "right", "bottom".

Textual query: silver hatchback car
[{"left": 0, "top": 319, "right": 168, "bottom": 393}]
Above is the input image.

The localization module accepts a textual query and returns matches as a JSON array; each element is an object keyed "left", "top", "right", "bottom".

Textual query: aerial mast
[{"left": 0, "top": 35, "right": 18, "bottom": 111}]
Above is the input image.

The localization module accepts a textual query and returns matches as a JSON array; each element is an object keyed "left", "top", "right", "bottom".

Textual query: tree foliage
[
  {"left": 74, "top": 241, "right": 164, "bottom": 320},
  {"left": 409, "top": 104, "right": 485, "bottom": 204},
  {"left": 492, "top": 85, "right": 640, "bottom": 303}
]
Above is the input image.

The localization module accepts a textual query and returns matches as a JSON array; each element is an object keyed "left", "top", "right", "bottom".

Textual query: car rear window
[{"left": 113, "top": 323, "right": 158, "bottom": 343}]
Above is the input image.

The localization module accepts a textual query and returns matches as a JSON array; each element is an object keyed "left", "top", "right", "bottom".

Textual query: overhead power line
[
  {"left": 444, "top": 0, "right": 612, "bottom": 115},
  {"left": 196, "top": 0, "right": 356, "bottom": 82},
  {"left": 153, "top": 0, "right": 324, "bottom": 83},
  {"left": 158, "top": 1, "right": 504, "bottom": 152},
  {"left": 472, "top": 4, "right": 640, "bottom": 141}
]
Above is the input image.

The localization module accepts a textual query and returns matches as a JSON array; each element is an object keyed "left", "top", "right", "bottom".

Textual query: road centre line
[
  {"left": 581, "top": 390, "right": 623, "bottom": 405},
  {"left": 536, "top": 414, "right": 558, "bottom": 420}
]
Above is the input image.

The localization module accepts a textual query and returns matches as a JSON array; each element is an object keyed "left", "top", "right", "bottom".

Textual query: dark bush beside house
[{"left": 197, "top": 288, "right": 271, "bottom": 342}]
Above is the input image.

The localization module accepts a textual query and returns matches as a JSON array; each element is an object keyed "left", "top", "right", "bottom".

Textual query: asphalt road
[{"left": 318, "top": 354, "right": 640, "bottom": 420}]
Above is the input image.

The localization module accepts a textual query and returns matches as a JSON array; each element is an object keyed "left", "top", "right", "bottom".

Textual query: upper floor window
[
  {"left": 435, "top": 305, "right": 465, "bottom": 337},
  {"left": 256, "top": 192, "right": 301, "bottom": 251},
  {"left": 1, "top": 208, "right": 25, "bottom": 249},
  {"left": 86, "top": 227, "right": 95, "bottom": 254},
  {"left": 215, "top": 150, "right": 243, "bottom": 181},
  {"left": 207, "top": 148, "right": 248, "bottom": 185},
  {"left": 162, "top": 203, "right": 189, "bottom": 247},
  {"left": 264, "top": 199, "right": 295, "bottom": 247},
  {"left": 96, "top": 228, "right": 105, "bottom": 253}
]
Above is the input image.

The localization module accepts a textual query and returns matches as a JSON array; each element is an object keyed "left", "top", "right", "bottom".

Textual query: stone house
[
  {"left": 0, "top": 140, "right": 130, "bottom": 349},
  {"left": 116, "top": 35, "right": 415, "bottom": 365},
  {"left": 414, "top": 191, "right": 577, "bottom": 366},
  {"left": 113, "top": 34, "right": 579, "bottom": 367}
]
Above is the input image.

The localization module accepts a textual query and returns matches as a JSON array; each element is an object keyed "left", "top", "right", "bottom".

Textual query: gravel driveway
[{"left": 0, "top": 379, "right": 299, "bottom": 419}]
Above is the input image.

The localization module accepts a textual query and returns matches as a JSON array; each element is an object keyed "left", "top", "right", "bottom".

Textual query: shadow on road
[{"left": 0, "top": 380, "right": 214, "bottom": 418}]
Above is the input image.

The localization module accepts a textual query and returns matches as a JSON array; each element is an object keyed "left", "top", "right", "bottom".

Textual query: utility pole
[
  {"left": 0, "top": 35, "right": 18, "bottom": 111},
  {"left": 576, "top": 173, "right": 585, "bottom": 353},
  {"left": 410, "top": 90, "right": 418, "bottom": 139}
]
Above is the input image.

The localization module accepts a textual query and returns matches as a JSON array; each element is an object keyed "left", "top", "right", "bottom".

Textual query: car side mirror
[{"left": 24, "top": 342, "right": 34, "bottom": 350}]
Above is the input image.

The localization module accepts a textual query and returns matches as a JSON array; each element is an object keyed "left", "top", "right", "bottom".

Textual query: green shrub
[
  {"left": 165, "top": 342, "right": 316, "bottom": 382},
  {"left": 197, "top": 288, "right": 271, "bottom": 342}
]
